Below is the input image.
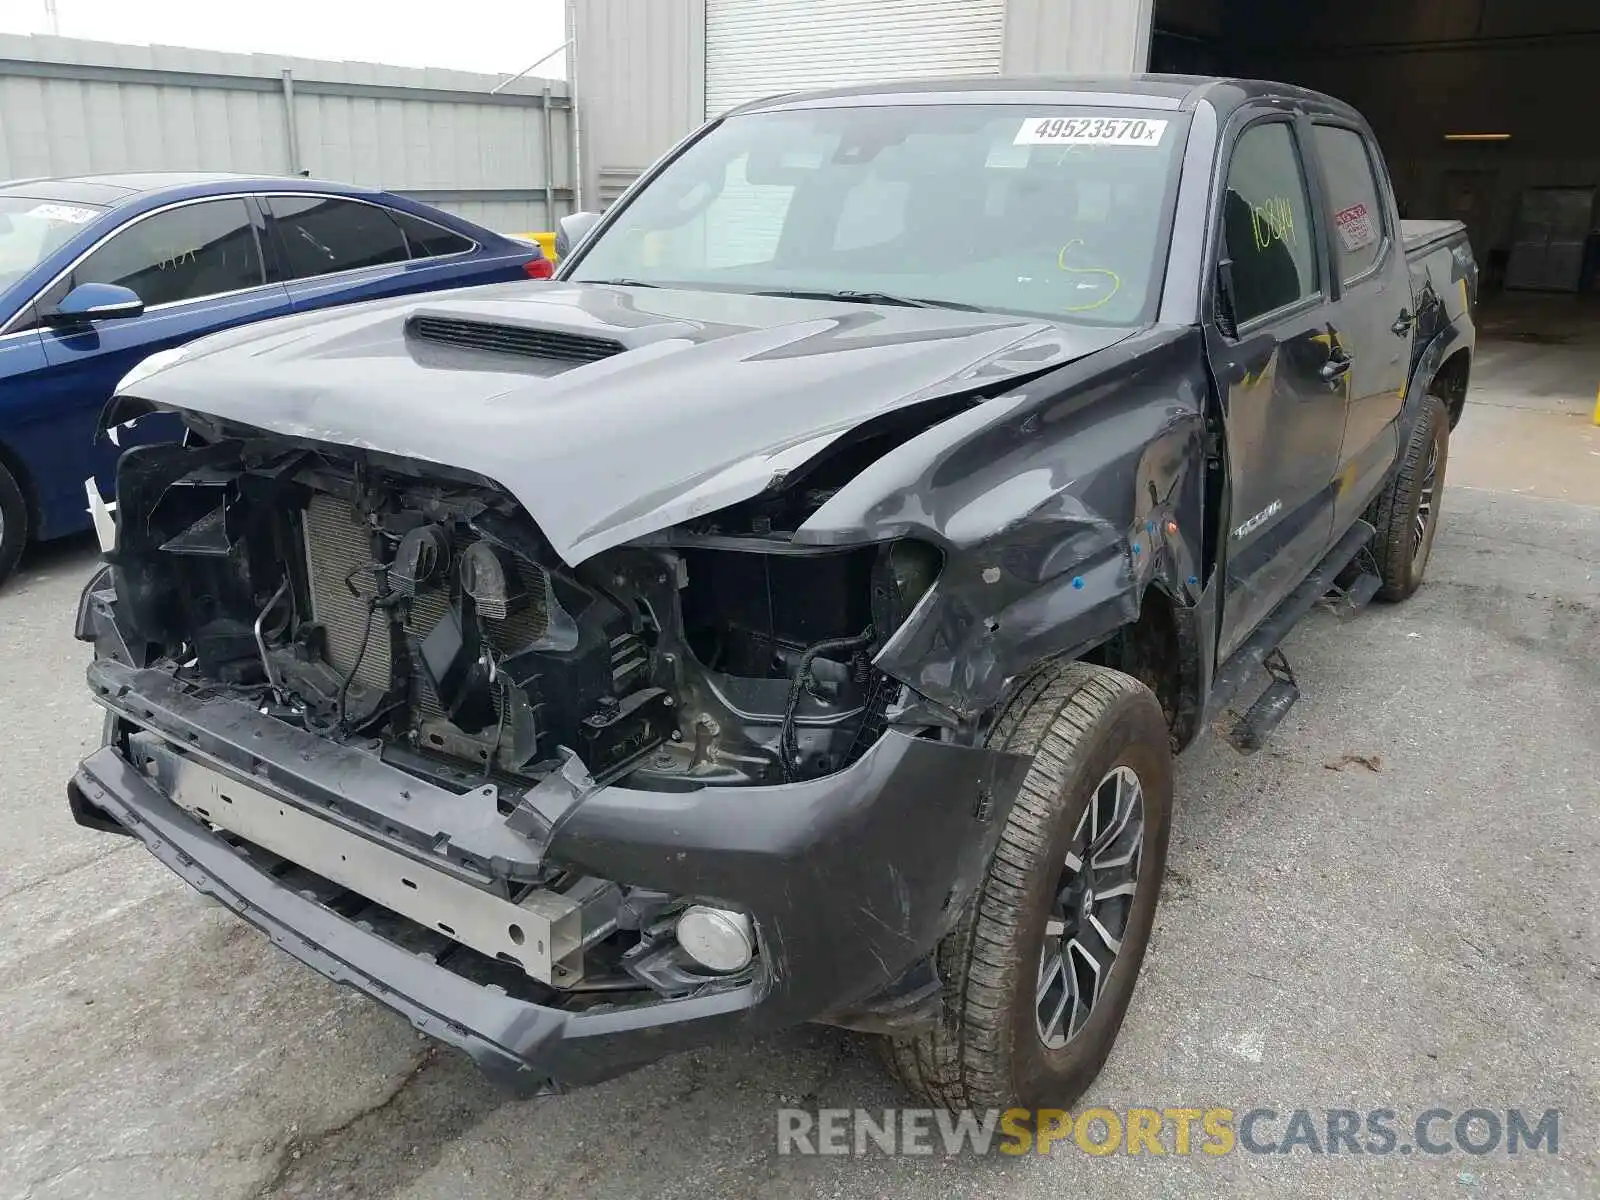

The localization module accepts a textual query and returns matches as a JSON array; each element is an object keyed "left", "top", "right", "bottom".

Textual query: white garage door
[{"left": 704, "top": 0, "right": 1006, "bottom": 118}]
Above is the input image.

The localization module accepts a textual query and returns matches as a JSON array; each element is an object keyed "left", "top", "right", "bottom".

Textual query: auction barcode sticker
[{"left": 1014, "top": 116, "right": 1168, "bottom": 148}]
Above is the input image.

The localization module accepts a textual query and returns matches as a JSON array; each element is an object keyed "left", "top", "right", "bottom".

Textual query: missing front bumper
[
  {"left": 129, "top": 733, "right": 613, "bottom": 985},
  {"left": 70, "top": 747, "right": 753, "bottom": 1094},
  {"left": 76, "top": 659, "right": 1030, "bottom": 1087}
]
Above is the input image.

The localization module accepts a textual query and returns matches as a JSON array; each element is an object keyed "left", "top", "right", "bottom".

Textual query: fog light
[{"left": 675, "top": 905, "right": 755, "bottom": 973}]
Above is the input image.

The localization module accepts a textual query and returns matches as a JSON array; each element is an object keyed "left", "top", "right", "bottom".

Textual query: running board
[
  {"left": 1318, "top": 568, "right": 1383, "bottom": 620},
  {"left": 1206, "top": 518, "right": 1376, "bottom": 727},
  {"left": 1226, "top": 650, "right": 1298, "bottom": 753}
]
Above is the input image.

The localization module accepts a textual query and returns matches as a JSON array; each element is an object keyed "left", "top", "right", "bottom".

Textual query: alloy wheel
[{"left": 1035, "top": 764, "right": 1145, "bottom": 1049}]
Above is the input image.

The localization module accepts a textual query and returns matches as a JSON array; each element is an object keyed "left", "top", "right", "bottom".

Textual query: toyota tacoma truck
[{"left": 69, "top": 77, "right": 1474, "bottom": 1108}]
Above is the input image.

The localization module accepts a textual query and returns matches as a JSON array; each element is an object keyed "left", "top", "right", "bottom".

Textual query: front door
[
  {"left": 1205, "top": 115, "right": 1346, "bottom": 662},
  {"left": 32, "top": 197, "right": 287, "bottom": 519}
]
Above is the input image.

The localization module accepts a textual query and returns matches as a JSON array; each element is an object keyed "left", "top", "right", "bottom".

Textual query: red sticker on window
[{"left": 1335, "top": 203, "right": 1375, "bottom": 252}]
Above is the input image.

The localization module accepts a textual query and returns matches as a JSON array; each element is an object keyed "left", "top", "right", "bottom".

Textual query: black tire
[
  {"left": 880, "top": 661, "right": 1173, "bottom": 1110},
  {"left": 0, "top": 460, "right": 28, "bottom": 588},
  {"left": 1366, "top": 393, "right": 1449, "bottom": 602}
]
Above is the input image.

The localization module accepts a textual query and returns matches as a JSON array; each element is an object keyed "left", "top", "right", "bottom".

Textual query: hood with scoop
[{"left": 117, "top": 279, "right": 1139, "bottom": 563}]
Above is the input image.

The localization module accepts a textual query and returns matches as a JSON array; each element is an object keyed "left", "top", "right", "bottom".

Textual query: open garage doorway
[
  {"left": 1151, "top": 0, "right": 1600, "bottom": 507},
  {"left": 1151, "top": 0, "right": 1600, "bottom": 300}
]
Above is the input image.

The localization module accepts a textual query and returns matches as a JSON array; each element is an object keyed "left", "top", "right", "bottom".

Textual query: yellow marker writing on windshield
[{"left": 1056, "top": 239, "right": 1122, "bottom": 312}]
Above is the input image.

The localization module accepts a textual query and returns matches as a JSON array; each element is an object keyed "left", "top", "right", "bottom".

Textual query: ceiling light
[{"left": 1444, "top": 133, "right": 1512, "bottom": 142}]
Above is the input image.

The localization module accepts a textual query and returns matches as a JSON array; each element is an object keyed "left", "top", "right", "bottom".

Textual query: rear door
[
  {"left": 264, "top": 195, "right": 504, "bottom": 311},
  {"left": 1309, "top": 119, "right": 1412, "bottom": 532},
  {"left": 32, "top": 196, "right": 286, "bottom": 519},
  {"left": 1205, "top": 113, "right": 1346, "bottom": 661}
]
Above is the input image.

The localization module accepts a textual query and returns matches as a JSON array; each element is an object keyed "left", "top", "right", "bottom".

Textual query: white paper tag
[
  {"left": 1334, "top": 202, "right": 1376, "bottom": 252},
  {"left": 1014, "top": 116, "right": 1168, "bottom": 148},
  {"left": 28, "top": 202, "right": 99, "bottom": 224},
  {"left": 984, "top": 142, "right": 1031, "bottom": 169}
]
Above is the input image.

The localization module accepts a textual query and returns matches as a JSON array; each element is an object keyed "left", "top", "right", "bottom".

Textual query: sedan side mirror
[
  {"left": 554, "top": 211, "right": 602, "bottom": 261},
  {"left": 45, "top": 282, "right": 145, "bottom": 327}
]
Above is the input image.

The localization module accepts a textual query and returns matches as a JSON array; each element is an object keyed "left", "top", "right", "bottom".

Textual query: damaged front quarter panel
[{"left": 793, "top": 326, "right": 1211, "bottom": 720}]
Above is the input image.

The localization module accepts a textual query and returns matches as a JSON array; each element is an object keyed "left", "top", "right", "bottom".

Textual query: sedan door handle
[
  {"left": 1391, "top": 310, "right": 1414, "bottom": 336},
  {"left": 1320, "top": 356, "right": 1353, "bottom": 383}
]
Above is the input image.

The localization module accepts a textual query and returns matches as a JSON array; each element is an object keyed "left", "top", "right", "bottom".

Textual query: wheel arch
[
  {"left": 0, "top": 435, "right": 38, "bottom": 535},
  {"left": 1430, "top": 347, "right": 1472, "bottom": 430},
  {"left": 1079, "top": 581, "right": 1204, "bottom": 752},
  {"left": 1405, "top": 323, "right": 1473, "bottom": 440}
]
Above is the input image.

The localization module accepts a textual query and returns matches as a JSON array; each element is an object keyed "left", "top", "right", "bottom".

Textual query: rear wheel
[
  {"left": 1367, "top": 393, "right": 1449, "bottom": 601},
  {"left": 0, "top": 461, "right": 28, "bottom": 587},
  {"left": 879, "top": 661, "right": 1172, "bottom": 1110}
]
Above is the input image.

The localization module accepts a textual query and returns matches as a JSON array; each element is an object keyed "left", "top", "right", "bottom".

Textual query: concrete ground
[{"left": 1, "top": 304, "right": 1595, "bottom": 1199}]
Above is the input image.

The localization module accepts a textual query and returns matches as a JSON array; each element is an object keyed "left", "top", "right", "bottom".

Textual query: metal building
[
  {"left": 569, "top": 0, "right": 1153, "bottom": 208},
  {"left": 0, "top": 33, "right": 574, "bottom": 232}
]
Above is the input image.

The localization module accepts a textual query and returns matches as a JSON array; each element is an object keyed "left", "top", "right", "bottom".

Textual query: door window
[
  {"left": 388, "top": 210, "right": 475, "bottom": 258},
  {"left": 1312, "top": 125, "right": 1387, "bottom": 282},
  {"left": 1220, "top": 122, "right": 1318, "bottom": 324},
  {"left": 71, "top": 198, "right": 263, "bottom": 308},
  {"left": 267, "top": 196, "right": 409, "bottom": 278}
]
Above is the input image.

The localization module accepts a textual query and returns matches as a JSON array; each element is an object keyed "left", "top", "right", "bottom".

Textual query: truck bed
[{"left": 1402, "top": 219, "right": 1467, "bottom": 257}]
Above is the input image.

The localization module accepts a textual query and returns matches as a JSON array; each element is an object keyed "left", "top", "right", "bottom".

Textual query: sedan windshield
[
  {"left": 0, "top": 196, "right": 104, "bottom": 289},
  {"left": 567, "top": 104, "right": 1186, "bottom": 325}
]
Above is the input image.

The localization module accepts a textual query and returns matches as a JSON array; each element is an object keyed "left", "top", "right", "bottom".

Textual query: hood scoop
[{"left": 406, "top": 314, "right": 625, "bottom": 364}]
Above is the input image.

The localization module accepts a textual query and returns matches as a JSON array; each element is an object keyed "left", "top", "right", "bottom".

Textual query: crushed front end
[{"left": 72, "top": 433, "right": 1029, "bottom": 1091}]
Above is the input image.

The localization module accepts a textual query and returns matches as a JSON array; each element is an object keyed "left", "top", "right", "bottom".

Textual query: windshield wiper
[
  {"left": 584, "top": 279, "right": 662, "bottom": 288},
  {"left": 751, "top": 288, "right": 985, "bottom": 312}
]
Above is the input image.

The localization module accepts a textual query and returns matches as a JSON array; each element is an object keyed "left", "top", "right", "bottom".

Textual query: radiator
[
  {"left": 303, "top": 495, "right": 394, "bottom": 698},
  {"left": 302, "top": 495, "right": 554, "bottom": 711}
]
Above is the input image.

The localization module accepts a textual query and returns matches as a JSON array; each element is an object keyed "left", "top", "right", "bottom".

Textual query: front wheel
[
  {"left": 0, "top": 460, "right": 28, "bottom": 587},
  {"left": 1367, "top": 393, "right": 1449, "bottom": 601},
  {"left": 879, "top": 661, "right": 1172, "bottom": 1110}
]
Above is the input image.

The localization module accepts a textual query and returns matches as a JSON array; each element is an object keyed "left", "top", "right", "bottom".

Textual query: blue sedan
[{"left": 0, "top": 172, "right": 551, "bottom": 583}]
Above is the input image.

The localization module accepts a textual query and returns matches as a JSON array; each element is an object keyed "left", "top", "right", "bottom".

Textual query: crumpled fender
[{"left": 794, "top": 326, "right": 1211, "bottom": 719}]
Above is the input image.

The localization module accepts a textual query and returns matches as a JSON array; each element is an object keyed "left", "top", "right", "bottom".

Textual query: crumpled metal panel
[{"left": 794, "top": 324, "right": 1210, "bottom": 718}]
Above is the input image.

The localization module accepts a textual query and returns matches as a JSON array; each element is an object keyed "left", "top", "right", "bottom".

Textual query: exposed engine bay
[{"left": 99, "top": 435, "right": 943, "bottom": 1001}]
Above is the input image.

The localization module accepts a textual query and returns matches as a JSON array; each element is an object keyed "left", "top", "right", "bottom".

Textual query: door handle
[
  {"left": 1320, "top": 356, "right": 1352, "bottom": 383},
  {"left": 1391, "top": 310, "right": 1414, "bottom": 336}
]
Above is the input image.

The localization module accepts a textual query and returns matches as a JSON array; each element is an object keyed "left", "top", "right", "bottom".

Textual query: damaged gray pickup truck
[{"left": 70, "top": 76, "right": 1475, "bottom": 1108}]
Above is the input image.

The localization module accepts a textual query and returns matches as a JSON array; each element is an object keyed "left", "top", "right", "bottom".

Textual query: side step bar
[
  {"left": 1205, "top": 519, "right": 1376, "bottom": 732},
  {"left": 1318, "top": 558, "right": 1383, "bottom": 620},
  {"left": 1226, "top": 649, "right": 1298, "bottom": 753}
]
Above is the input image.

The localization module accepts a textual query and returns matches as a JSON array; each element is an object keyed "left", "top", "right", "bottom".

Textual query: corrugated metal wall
[
  {"left": 1002, "top": 0, "right": 1155, "bottom": 74},
  {"left": 704, "top": 0, "right": 1005, "bottom": 116},
  {"left": 571, "top": 0, "right": 705, "bottom": 209},
  {"left": 0, "top": 34, "right": 573, "bottom": 232}
]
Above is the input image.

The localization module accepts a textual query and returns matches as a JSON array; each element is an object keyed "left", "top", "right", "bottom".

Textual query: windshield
[
  {"left": 0, "top": 196, "right": 104, "bottom": 290},
  {"left": 567, "top": 104, "right": 1185, "bottom": 325}
]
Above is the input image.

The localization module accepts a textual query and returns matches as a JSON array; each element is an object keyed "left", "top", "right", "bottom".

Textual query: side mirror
[
  {"left": 45, "top": 282, "right": 144, "bottom": 327},
  {"left": 554, "top": 211, "right": 602, "bottom": 261}
]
